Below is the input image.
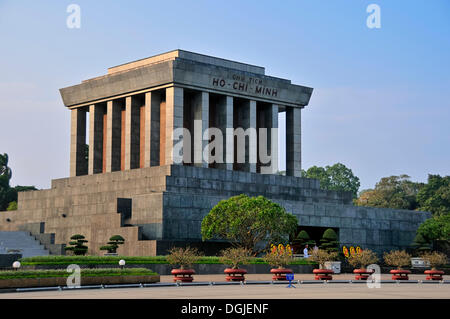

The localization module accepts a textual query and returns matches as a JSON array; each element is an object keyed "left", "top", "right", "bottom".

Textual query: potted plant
[
  {"left": 99, "top": 235, "right": 125, "bottom": 256},
  {"left": 167, "top": 246, "right": 200, "bottom": 282},
  {"left": 421, "top": 251, "right": 447, "bottom": 281},
  {"left": 264, "top": 244, "right": 293, "bottom": 280},
  {"left": 383, "top": 250, "right": 412, "bottom": 280},
  {"left": 64, "top": 234, "right": 88, "bottom": 255},
  {"left": 347, "top": 249, "right": 379, "bottom": 280},
  {"left": 310, "top": 249, "right": 338, "bottom": 280},
  {"left": 220, "top": 247, "right": 251, "bottom": 281}
]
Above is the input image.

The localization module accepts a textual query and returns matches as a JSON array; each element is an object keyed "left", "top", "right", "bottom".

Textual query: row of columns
[{"left": 70, "top": 87, "right": 302, "bottom": 177}]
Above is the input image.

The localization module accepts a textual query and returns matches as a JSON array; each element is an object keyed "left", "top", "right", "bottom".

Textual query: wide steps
[{"left": 0, "top": 231, "right": 50, "bottom": 257}]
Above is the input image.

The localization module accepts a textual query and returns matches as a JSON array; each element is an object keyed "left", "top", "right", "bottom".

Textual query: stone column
[
  {"left": 213, "top": 96, "right": 235, "bottom": 170},
  {"left": 286, "top": 106, "right": 301, "bottom": 177},
  {"left": 234, "top": 99, "right": 256, "bottom": 172},
  {"left": 164, "top": 87, "right": 184, "bottom": 165},
  {"left": 105, "top": 100, "right": 122, "bottom": 172},
  {"left": 193, "top": 91, "right": 209, "bottom": 167},
  {"left": 143, "top": 92, "right": 161, "bottom": 167},
  {"left": 70, "top": 108, "right": 87, "bottom": 177},
  {"left": 248, "top": 100, "right": 257, "bottom": 173},
  {"left": 260, "top": 104, "right": 279, "bottom": 174},
  {"left": 224, "top": 96, "right": 234, "bottom": 170},
  {"left": 88, "top": 104, "right": 104, "bottom": 174},
  {"left": 124, "top": 96, "right": 140, "bottom": 170}
]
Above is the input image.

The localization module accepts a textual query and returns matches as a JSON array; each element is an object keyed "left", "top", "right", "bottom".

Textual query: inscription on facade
[{"left": 212, "top": 74, "right": 278, "bottom": 97}]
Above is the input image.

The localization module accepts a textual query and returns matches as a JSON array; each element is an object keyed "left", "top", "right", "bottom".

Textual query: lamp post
[
  {"left": 12, "top": 261, "right": 21, "bottom": 271},
  {"left": 119, "top": 259, "right": 126, "bottom": 270}
]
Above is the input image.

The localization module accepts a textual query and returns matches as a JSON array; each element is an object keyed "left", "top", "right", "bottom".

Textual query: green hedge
[
  {"left": 0, "top": 268, "right": 157, "bottom": 280},
  {"left": 19, "top": 255, "right": 316, "bottom": 266}
]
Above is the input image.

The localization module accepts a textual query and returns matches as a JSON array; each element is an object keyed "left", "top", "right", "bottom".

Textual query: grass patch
[
  {"left": 0, "top": 268, "right": 157, "bottom": 280},
  {"left": 20, "top": 255, "right": 316, "bottom": 266}
]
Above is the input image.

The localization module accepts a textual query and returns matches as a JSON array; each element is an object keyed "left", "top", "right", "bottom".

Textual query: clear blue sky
[{"left": 0, "top": 0, "right": 449, "bottom": 191}]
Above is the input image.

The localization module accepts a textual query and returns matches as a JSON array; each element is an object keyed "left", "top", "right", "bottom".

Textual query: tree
[
  {"left": 6, "top": 201, "right": 17, "bottom": 211},
  {"left": 416, "top": 214, "right": 450, "bottom": 244},
  {"left": 301, "top": 163, "right": 360, "bottom": 198},
  {"left": 99, "top": 235, "right": 125, "bottom": 254},
  {"left": 0, "top": 153, "right": 15, "bottom": 211},
  {"left": 0, "top": 153, "right": 37, "bottom": 211},
  {"left": 319, "top": 228, "right": 339, "bottom": 253},
  {"left": 294, "top": 230, "right": 312, "bottom": 246},
  {"left": 64, "top": 234, "right": 89, "bottom": 255},
  {"left": 201, "top": 194, "right": 298, "bottom": 254},
  {"left": 416, "top": 174, "right": 450, "bottom": 216},
  {"left": 354, "top": 175, "right": 422, "bottom": 210}
]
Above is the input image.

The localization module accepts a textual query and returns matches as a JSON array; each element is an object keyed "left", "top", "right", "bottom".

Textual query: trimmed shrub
[
  {"left": 64, "top": 234, "right": 88, "bottom": 255},
  {"left": 320, "top": 229, "right": 339, "bottom": 253},
  {"left": 100, "top": 235, "right": 125, "bottom": 254}
]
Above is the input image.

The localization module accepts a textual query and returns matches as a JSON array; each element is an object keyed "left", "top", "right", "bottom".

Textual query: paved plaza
[{"left": 0, "top": 274, "right": 449, "bottom": 299}]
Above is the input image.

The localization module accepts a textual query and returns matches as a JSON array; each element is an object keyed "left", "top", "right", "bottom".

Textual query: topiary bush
[
  {"left": 294, "top": 230, "right": 315, "bottom": 246},
  {"left": 411, "top": 233, "right": 431, "bottom": 254},
  {"left": 320, "top": 228, "right": 339, "bottom": 253},
  {"left": 64, "top": 234, "right": 88, "bottom": 256},
  {"left": 100, "top": 235, "right": 125, "bottom": 254}
]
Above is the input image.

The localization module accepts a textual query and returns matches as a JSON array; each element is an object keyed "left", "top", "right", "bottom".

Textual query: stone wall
[{"left": 0, "top": 165, "right": 431, "bottom": 256}]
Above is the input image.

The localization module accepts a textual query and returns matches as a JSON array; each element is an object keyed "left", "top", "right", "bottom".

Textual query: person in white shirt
[{"left": 303, "top": 244, "right": 309, "bottom": 258}]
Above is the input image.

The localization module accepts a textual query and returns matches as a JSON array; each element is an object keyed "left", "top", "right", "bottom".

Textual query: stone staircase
[{"left": 0, "top": 231, "right": 50, "bottom": 257}]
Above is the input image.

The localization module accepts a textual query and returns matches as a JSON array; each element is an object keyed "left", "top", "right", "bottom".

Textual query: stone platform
[{"left": 0, "top": 165, "right": 431, "bottom": 256}]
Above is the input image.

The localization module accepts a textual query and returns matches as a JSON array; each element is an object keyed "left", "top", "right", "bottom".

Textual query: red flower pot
[
  {"left": 424, "top": 270, "right": 444, "bottom": 281},
  {"left": 171, "top": 269, "right": 195, "bottom": 282},
  {"left": 390, "top": 269, "right": 411, "bottom": 280},
  {"left": 313, "top": 269, "right": 334, "bottom": 281},
  {"left": 270, "top": 268, "right": 293, "bottom": 281},
  {"left": 224, "top": 268, "right": 247, "bottom": 281},
  {"left": 353, "top": 269, "right": 374, "bottom": 280}
]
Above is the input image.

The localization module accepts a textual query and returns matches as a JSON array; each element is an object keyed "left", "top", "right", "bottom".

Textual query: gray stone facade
[
  {"left": 0, "top": 165, "right": 430, "bottom": 255},
  {"left": 0, "top": 50, "right": 432, "bottom": 256}
]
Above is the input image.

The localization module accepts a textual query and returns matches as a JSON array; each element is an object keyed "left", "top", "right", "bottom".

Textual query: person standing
[
  {"left": 313, "top": 243, "right": 319, "bottom": 253},
  {"left": 303, "top": 244, "right": 309, "bottom": 258}
]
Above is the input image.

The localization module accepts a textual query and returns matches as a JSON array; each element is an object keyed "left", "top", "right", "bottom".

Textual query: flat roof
[{"left": 107, "top": 49, "right": 266, "bottom": 75}]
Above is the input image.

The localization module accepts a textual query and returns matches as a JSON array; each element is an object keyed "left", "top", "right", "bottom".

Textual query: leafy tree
[
  {"left": 64, "top": 234, "right": 89, "bottom": 255},
  {"left": 319, "top": 228, "right": 339, "bottom": 253},
  {"left": 355, "top": 175, "right": 422, "bottom": 210},
  {"left": 301, "top": 163, "right": 360, "bottom": 198},
  {"left": 416, "top": 174, "right": 450, "bottom": 216},
  {"left": 0, "top": 153, "right": 15, "bottom": 211},
  {"left": 100, "top": 235, "right": 125, "bottom": 254},
  {"left": 416, "top": 214, "right": 450, "bottom": 244},
  {"left": 6, "top": 201, "right": 17, "bottom": 211},
  {"left": 0, "top": 153, "right": 37, "bottom": 211},
  {"left": 201, "top": 194, "right": 298, "bottom": 254}
]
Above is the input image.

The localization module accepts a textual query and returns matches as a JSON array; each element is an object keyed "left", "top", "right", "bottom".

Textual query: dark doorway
[{"left": 291, "top": 226, "right": 339, "bottom": 254}]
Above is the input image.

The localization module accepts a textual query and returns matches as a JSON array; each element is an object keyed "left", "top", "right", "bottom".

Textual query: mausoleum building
[{"left": 0, "top": 50, "right": 430, "bottom": 256}]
